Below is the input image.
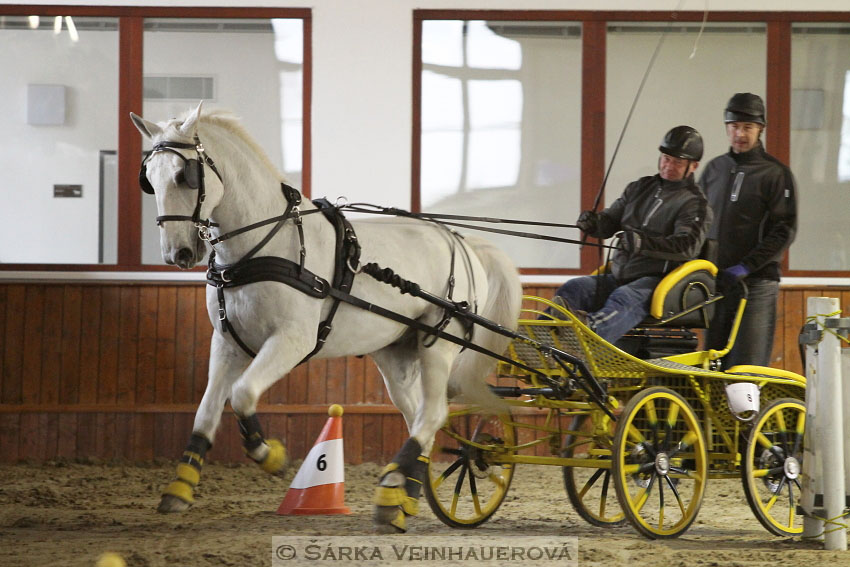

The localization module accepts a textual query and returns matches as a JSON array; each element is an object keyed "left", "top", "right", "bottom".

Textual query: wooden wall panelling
[
  {"left": 76, "top": 412, "right": 98, "bottom": 458},
  {"left": 192, "top": 286, "right": 211, "bottom": 403},
  {"left": 136, "top": 287, "right": 158, "bottom": 405},
  {"left": 307, "top": 358, "right": 328, "bottom": 405},
  {"left": 98, "top": 287, "right": 121, "bottom": 404},
  {"left": 173, "top": 286, "right": 197, "bottom": 404},
  {"left": 155, "top": 286, "right": 177, "bottom": 404},
  {"left": 326, "top": 357, "right": 348, "bottom": 406},
  {"left": 22, "top": 286, "right": 45, "bottom": 404},
  {"left": 60, "top": 286, "right": 82, "bottom": 405},
  {"left": 2, "top": 285, "right": 24, "bottom": 404},
  {"left": 41, "top": 286, "right": 64, "bottom": 405},
  {"left": 117, "top": 286, "right": 139, "bottom": 405},
  {"left": 0, "top": 413, "right": 19, "bottom": 462},
  {"left": 79, "top": 286, "right": 102, "bottom": 405}
]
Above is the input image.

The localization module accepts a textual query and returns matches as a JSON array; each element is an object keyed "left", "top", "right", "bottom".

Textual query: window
[
  {"left": 0, "top": 6, "right": 309, "bottom": 270},
  {"left": 419, "top": 19, "right": 582, "bottom": 269},
  {"left": 790, "top": 23, "right": 850, "bottom": 271},
  {"left": 140, "top": 17, "right": 304, "bottom": 265},
  {"left": 0, "top": 15, "right": 119, "bottom": 264}
]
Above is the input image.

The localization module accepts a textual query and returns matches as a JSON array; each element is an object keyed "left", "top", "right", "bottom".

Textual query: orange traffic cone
[{"left": 277, "top": 404, "right": 351, "bottom": 515}]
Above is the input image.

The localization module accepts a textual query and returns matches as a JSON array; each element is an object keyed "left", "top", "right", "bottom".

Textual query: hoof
[
  {"left": 157, "top": 493, "right": 192, "bottom": 514},
  {"left": 260, "top": 439, "right": 289, "bottom": 475},
  {"left": 373, "top": 505, "right": 407, "bottom": 533}
]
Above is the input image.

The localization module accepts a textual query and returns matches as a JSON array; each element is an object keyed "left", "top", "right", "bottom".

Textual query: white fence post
[
  {"left": 801, "top": 297, "right": 846, "bottom": 550},
  {"left": 801, "top": 308, "right": 823, "bottom": 539}
]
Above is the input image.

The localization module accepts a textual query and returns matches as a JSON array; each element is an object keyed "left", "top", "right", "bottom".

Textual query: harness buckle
[
  {"left": 346, "top": 256, "right": 362, "bottom": 274},
  {"left": 218, "top": 306, "right": 227, "bottom": 321},
  {"left": 312, "top": 276, "right": 327, "bottom": 295},
  {"left": 335, "top": 196, "right": 349, "bottom": 208},
  {"left": 221, "top": 269, "right": 232, "bottom": 283},
  {"left": 197, "top": 224, "right": 212, "bottom": 242}
]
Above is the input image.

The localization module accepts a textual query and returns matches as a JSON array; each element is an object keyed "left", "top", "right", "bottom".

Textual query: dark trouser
[
  {"left": 553, "top": 274, "right": 661, "bottom": 344},
  {"left": 706, "top": 277, "right": 779, "bottom": 368}
]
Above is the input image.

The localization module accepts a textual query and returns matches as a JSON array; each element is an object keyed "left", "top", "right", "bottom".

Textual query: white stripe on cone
[{"left": 289, "top": 438, "right": 344, "bottom": 489}]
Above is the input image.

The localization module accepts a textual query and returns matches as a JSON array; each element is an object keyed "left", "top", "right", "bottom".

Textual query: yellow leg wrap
[
  {"left": 175, "top": 463, "right": 200, "bottom": 487},
  {"left": 163, "top": 480, "right": 195, "bottom": 504},
  {"left": 401, "top": 496, "right": 419, "bottom": 516},
  {"left": 379, "top": 462, "right": 400, "bottom": 478},
  {"left": 389, "top": 509, "right": 407, "bottom": 532},
  {"left": 374, "top": 486, "right": 406, "bottom": 507},
  {"left": 260, "top": 439, "right": 287, "bottom": 474}
]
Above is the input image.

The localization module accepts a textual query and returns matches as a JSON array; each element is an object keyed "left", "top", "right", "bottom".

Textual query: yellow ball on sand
[
  {"left": 328, "top": 404, "right": 344, "bottom": 417},
  {"left": 95, "top": 552, "right": 126, "bottom": 567}
]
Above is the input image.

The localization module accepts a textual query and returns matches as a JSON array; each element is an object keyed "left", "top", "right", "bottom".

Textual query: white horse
[{"left": 130, "top": 102, "right": 522, "bottom": 532}]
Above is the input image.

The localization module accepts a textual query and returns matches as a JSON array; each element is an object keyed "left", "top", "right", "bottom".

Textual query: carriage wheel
[
  {"left": 612, "top": 387, "right": 708, "bottom": 539},
  {"left": 424, "top": 408, "right": 516, "bottom": 528},
  {"left": 741, "top": 398, "right": 805, "bottom": 536},
  {"left": 562, "top": 415, "right": 625, "bottom": 527}
]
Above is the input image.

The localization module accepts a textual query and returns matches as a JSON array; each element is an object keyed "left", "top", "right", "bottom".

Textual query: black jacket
[
  {"left": 594, "top": 174, "right": 711, "bottom": 283},
  {"left": 699, "top": 142, "right": 797, "bottom": 280}
]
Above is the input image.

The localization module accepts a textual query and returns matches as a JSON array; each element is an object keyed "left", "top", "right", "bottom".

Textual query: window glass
[
  {"left": 0, "top": 16, "right": 119, "bottom": 264},
  {"left": 605, "top": 22, "right": 766, "bottom": 205},
  {"left": 141, "top": 18, "right": 303, "bottom": 265},
  {"left": 420, "top": 21, "right": 582, "bottom": 269},
  {"left": 790, "top": 23, "right": 850, "bottom": 271}
]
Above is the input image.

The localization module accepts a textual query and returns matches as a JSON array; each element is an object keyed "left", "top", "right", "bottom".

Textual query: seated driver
[{"left": 553, "top": 125, "right": 711, "bottom": 343}]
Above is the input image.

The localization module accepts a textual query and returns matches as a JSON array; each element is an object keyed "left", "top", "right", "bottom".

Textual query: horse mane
[{"left": 184, "top": 107, "right": 285, "bottom": 182}]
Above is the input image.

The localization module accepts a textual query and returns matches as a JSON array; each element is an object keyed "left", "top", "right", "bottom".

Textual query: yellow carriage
[{"left": 424, "top": 262, "right": 806, "bottom": 539}]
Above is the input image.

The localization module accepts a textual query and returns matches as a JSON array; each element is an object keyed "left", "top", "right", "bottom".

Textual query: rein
[{"left": 340, "top": 203, "right": 617, "bottom": 250}]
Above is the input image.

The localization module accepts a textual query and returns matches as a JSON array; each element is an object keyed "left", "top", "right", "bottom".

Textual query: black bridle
[{"left": 139, "top": 135, "right": 223, "bottom": 239}]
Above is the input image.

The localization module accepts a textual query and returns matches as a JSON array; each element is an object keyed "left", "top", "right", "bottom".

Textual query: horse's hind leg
[
  {"left": 373, "top": 341, "right": 455, "bottom": 533},
  {"left": 158, "top": 332, "right": 248, "bottom": 513}
]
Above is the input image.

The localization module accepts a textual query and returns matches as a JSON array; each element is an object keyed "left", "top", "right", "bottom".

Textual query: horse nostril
[{"left": 175, "top": 248, "right": 194, "bottom": 267}]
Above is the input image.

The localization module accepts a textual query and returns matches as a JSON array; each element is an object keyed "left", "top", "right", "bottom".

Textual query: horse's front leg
[
  {"left": 159, "top": 331, "right": 249, "bottom": 513},
  {"left": 373, "top": 341, "right": 455, "bottom": 533},
  {"left": 228, "top": 328, "right": 314, "bottom": 473}
]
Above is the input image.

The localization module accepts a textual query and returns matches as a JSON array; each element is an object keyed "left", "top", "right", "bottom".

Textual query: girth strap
[{"left": 207, "top": 200, "right": 361, "bottom": 363}]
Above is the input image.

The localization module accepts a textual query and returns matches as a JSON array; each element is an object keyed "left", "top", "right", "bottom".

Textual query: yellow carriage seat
[{"left": 644, "top": 259, "right": 718, "bottom": 327}]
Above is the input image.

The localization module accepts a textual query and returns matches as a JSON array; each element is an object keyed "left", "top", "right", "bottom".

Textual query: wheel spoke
[
  {"left": 665, "top": 474, "right": 686, "bottom": 515},
  {"left": 468, "top": 471, "right": 481, "bottom": 515},
  {"left": 450, "top": 463, "right": 469, "bottom": 516},
  {"left": 599, "top": 471, "right": 611, "bottom": 518},
  {"left": 434, "top": 458, "right": 465, "bottom": 489},
  {"left": 579, "top": 468, "right": 606, "bottom": 499},
  {"left": 786, "top": 479, "right": 795, "bottom": 528},
  {"left": 657, "top": 474, "right": 666, "bottom": 530},
  {"left": 634, "top": 473, "right": 656, "bottom": 512}
]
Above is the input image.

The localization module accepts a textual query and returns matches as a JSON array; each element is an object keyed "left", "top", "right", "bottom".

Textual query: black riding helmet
[
  {"left": 659, "top": 125, "right": 703, "bottom": 161},
  {"left": 724, "top": 92, "right": 766, "bottom": 125}
]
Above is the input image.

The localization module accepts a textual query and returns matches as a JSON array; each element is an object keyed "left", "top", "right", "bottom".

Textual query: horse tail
[{"left": 448, "top": 235, "right": 522, "bottom": 414}]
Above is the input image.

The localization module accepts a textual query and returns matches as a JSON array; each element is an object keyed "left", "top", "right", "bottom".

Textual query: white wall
[{"left": 2, "top": 0, "right": 848, "bottom": 282}]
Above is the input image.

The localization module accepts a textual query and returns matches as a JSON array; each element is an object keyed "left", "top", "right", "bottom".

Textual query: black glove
[
  {"left": 576, "top": 210, "right": 598, "bottom": 235},
  {"left": 618, "top": 230, "right": 642, "bottom": 254},
  {"left": 717, "top": 264, "right": 749, "bottom": 293}
]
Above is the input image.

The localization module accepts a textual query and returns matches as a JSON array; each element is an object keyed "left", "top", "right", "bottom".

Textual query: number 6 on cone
[{"left": 277, "top": 404, "right": 351, "bottom": 515}]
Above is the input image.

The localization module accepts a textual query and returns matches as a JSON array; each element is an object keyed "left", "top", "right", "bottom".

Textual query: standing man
[
  {"left": 700, "top": 92, "right": 797, "bottom": 368},
  {"left": 555, "top": 125, "right": 710, "bottom": 344}
]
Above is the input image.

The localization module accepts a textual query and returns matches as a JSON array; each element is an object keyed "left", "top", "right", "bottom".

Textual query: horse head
[{"left": 130, "top": 102, "right": 224, "bottom": 269}]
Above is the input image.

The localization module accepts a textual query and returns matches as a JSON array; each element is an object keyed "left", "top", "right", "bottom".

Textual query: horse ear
[
  {"left": 179, "top": 101, "right": 204, "bottom": 137},
  {"left": 130, "top": 112, "right": 163, "bottom": 139}
]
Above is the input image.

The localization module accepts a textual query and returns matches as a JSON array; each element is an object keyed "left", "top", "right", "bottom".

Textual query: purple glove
[
  {"left": 718, "top": 264, "right": 749, "bottom": 291},
  {"left": 618, "top": 231, "right": 642, "bottom": 254}
]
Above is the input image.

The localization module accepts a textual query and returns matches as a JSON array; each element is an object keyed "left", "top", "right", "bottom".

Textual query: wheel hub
[
  {"left": 655, "top": 452, "right": 670, "bottom": 476},
  {"left": 784, "top": 456, "right": 800, "bottom": 480}
]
